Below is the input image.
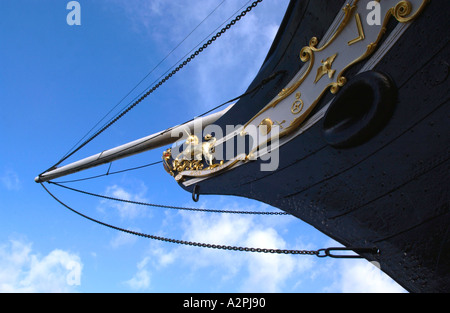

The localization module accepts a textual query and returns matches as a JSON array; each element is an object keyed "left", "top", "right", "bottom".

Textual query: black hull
[{"left": 180, "top": 1, "right": 450, "bottom": 292}]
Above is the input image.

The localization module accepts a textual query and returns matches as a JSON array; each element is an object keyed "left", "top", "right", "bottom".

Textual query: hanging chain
[
  {"left": 46, "top": 0, "right": 265, "bottom": 173},
  {"left": 41, "top": 183, "right": 317, "bottom": 256},
  {"left": 41, "top": 183, "right": 379, "bottom": 258},
  {"left": 49, "top": 182, "right": 289, "bottom": 215}
]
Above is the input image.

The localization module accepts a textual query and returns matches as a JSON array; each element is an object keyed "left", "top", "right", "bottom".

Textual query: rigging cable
[
  {"left": 88, "top": 0, "right": 255, "bottom": 143},
  {"left": 61, "top": 0, "right": 228, "bottom": 162},
  {"left": 51, "top": 160, "right": 163, "bottom": 184},
  {"left": 42, "top": 0, "right": 264, "bottom": 176},
  {"left": 41, "top": 183, "right": 378, "bottom": 258}
]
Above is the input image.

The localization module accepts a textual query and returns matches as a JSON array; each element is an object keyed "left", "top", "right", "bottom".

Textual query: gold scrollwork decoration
[
  {"left": 242, "top": 0, "right": 430, "bottom": 138},
  {"left": 276, "top": 46, "right": 315, "bottom": 101},
  {"left": 241, "top": 2, "right": 360, "bottom": 129},
  {"left": 241, "top": 46, "right": 314, "bottom": 130},
  {"left": 286, "top": 0, "right": 431, "bottom": 133},
  {"left": 164, "top": 0, "right": 431, "bottom": 183},
  {"left": 393, "top": 0, "right": 430, "bottom": 23},
  {"left": 309, "top": 2, "right": 359, "bottom": 52},
  {"left": 275, "top": 2, "right": 358, "bottom": 101},
  {"left": 288, "top": 0, "right": 430, "bottom": 125}
]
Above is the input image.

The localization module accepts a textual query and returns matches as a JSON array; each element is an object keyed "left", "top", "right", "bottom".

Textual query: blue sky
[{"left": 0, "top": 0, "right": 406, "bottom": 293}]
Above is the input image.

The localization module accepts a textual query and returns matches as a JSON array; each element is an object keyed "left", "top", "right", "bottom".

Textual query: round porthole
[{"left": 323, "top": 71, "right": 397, "bottom": 148}]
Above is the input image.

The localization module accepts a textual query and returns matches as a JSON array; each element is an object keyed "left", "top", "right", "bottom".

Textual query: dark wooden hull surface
[{"left": 181, "top": 0, "right": 450, "bottom": 292}]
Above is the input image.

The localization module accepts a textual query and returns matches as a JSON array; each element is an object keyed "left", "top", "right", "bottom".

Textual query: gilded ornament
[
  {"left": 291, "top": 92, "right": 304, "bottom": 114},
  {"left": 314, "top": 53, "right": 338, "bottom": 84},
  {"left": 259, "top": 118, "right": 273, "bottom": 135},
  {"left": 348, "top": 13, "right": 365, "bottom": 46}
]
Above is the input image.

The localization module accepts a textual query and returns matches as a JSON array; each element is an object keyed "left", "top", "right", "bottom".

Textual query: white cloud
[
  {"left": 190, "top": 1, "right": 290, "bottom": 108},
  {"left": 240, "top": 228, "right": 311, "bottom": 293},
  {"left": 182, "top": 210, "right": 253, "bottom": 246},
  {"left": 0, "top": 168, "right": 21, "bottom": 191},
  {"left": 180, "top": 210, "right": 314, "bottom": 292},
  {"left": 100, "top": 183, "right": 149, "bottom": 220},
  {"left": 124, "top": 257, "right": 151, "bottom": 290},
  {"left": 124, "top": 199, "right": 313, "bottom": 292},
  {"left": 0, "top": 238, "right": 82, "bottom": 293},
  {"left": 334, "top": 260, "right": 407, "bottom": 293},
  {"left": 151, "top": 246, "right": 177, "bottom": 268},
  {"left": 109, "top": 0, "right": 229, "bottom": 41}
]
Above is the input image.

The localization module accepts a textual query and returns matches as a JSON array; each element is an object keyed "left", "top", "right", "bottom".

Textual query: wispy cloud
[
  {"left": 99, "top": 182, "right": 149, "bottom": 220},
  {"left": 240, "top": 228, "right": 313, "bottom": 292},
  {"left": 332, "top": 259, "right": 407, "bottom": 293},
  {"left": 124, "top": 257, "right": 151, "bottom": 290},
  {"left": 103, "top": 0, "right": 290, "bottom": 113},
  {"left": 0, "top": 238, "right": 82, "bottom": 293},
  {"left": 0, "top": 168, "right": 21, "bottom": 191}
]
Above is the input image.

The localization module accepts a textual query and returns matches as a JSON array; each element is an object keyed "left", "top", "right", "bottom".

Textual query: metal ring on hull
[{"left": 322, "top": 71, "right": 398, "bottom": 148}]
